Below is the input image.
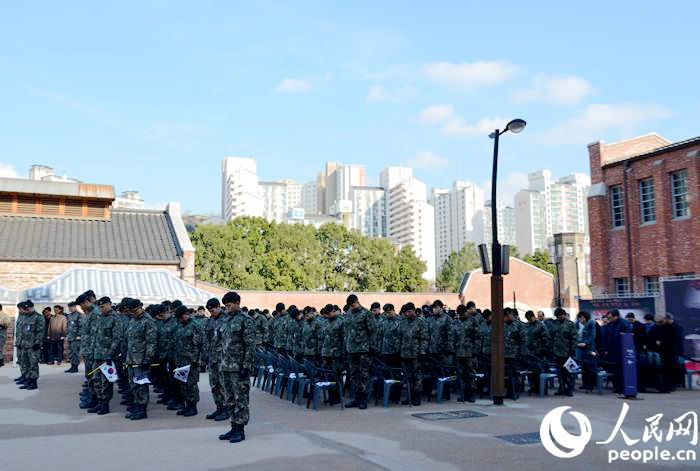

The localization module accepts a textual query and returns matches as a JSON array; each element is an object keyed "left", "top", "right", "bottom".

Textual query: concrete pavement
[{"left": 1, "top": 364, "right": 697, "bottom": 470}]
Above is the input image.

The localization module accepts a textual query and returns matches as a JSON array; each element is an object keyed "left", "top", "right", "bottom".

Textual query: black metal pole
[{"left": 490, "top": 129, "right": 505, "bottom": 406}]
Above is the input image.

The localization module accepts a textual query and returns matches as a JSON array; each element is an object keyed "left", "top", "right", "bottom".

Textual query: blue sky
[{"left": 1, "top": 1, "right": 698, "bottom": 213}]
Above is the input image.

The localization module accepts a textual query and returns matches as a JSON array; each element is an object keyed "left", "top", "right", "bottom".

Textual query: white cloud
[
  {"left": 0, "top": 163, "right": 19, "bottom": 179},
  {"left": 275, "top": 78, "right": 313, "bottom": 94},
  {"left": 441, "top": 116, "right": 505, "bottom": 137},
  {"left": 406, "top": 151, "right": 450, "bottom": 169},
  {"left": 417, "top": 104, "right": 455, "bottom": 124},
  {"left": 423, "top": 60, "right": 516, "bottom": 89},
  {"left": 480, "top": 172, "right": 529, "bottom": 206},
  {"left": 513, "top": 75, "right": 593, "bottom": 105},
  {"left": 538, "top": 103, "right": 671, "bottom": 145},
  {"left": 366, "top": 85, "right": 417, "bottom": 103}
]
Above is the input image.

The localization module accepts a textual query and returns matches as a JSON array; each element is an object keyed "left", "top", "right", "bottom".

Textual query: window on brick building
[
  {"left": 671, "top": 170, "right": 690, "bottom": 218},
  {"left": 639, "top": 178, "right": 655, "bottom": 224},
  {"left": 643, "top": 276, "right": 660, "bottom": 294},
  {"left": 610, "top": 185, "right": 625, "bottom": 228},
  {"left": 614, "top": 277, "right": 630, "bottom": 296}
]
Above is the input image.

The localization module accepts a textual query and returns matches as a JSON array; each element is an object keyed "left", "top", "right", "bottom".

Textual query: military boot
[
  {"left": 97, "top": 401, "right": 110, "bottom": 415},
  {"left": 229, "top": 424, "right": 245, "bottom": 444},
  {"left": 167, "top": 401, "right": 185, "bottom": 412},
  {"left": 358, "top": 392, "right": 368, "bottom": 410},
  {"left": 25, "top": 379, "right": 38, "bottom": 390},
  {"left": 80, "top": 396, "right": 97, "bottom": 410},
  {"left": 219, "top": 426, "right": 236, "bottom": 441},
  {"left": 176, "top": 402, "right": 189, "bottom": 415},
  {"left": 130, "top": 405, "right": 147, "bottom": 421},
  {"left": 344, "top": 395, "right": 360, "bottom": 408},
  {"left": 214, "top": 409, "right": 230, "bottom": 422},
  {"left": 65, "top": 365, "right": 79, "bottom": 373},
  {"left": 182, "top": 402, "right": 198, "bottom": 417},
  {"left": 206, "top": 406, "right": 222, "bottom": 420},
  {"left": 19, "top": 379, "right": 34, "bottom": 389},
  {"left": 87, "top": 401, "right": 101, "bottom": 413},
  {"left": 14, "top": 374, "right": 26, "bottom": 383}
]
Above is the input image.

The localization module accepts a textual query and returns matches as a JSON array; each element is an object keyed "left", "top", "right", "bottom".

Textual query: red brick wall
[{"left": 588, "top": 139, "right": 700, "bottom": 294}]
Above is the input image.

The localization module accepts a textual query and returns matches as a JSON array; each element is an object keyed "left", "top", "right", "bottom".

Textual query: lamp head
[{"left": 506, "top": 118, "right": 526, "bottom": 134}]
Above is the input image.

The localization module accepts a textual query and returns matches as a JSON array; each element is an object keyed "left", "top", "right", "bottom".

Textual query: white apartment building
[
  {"left": 382, "top": 167, "right": 436, "bottom": 281},
  {"left": 259, "top": 181, "right": 288, "bottom": 223},
  {"left": 301, "top": 181, "right": 318, "bottom": 214},
  {"left": 221, "top": 157, "right": 263, "bottom": 221},
  {"left": 431, "top": 181, "right": 485, "bottom": 272},
  {"left": 326, "top": 163, "right": 366, "bottom": 215},
  {"left": 483, "top": 199, "right": 516, "bottom": 246},
  {"left": 514, "top": 170, "right": 590, "bottom": 255},
  {"left": 350, "top": 186, "right": 388, "bottom": 238}
]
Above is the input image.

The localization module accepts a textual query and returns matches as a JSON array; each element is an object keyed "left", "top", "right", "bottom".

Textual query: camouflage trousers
[
  {"left": 456, "top": 356, "right": 475, "bottom": 397},
  {"left": 348, "top": 353, "right": 371, "bottom": 394},
  {"left": 401, "top": 358, "right": 422, "bottom": 396},
  {"left": 322, "top": 357, "right": 344, "bottom": 376},
  {"left": 0, "top": 332, "right": 6, "bottom": 363},
  {"left": 128, "top": 366, "right": 150, "bottom": 406},
  {"left": 93, "top": 366, "right": 114, "bottom": 401},
  {"left": 67, "top": 340, "right": 81, "bottom": 366},
  {"left": 177, "top": 365, "right": 200, "bottom": 403},
  {"left": 18, "top": 347, "right": 40, "bottom": 379},
  {"left": 221, "top": 371, "right": 250, "bottom": 426},
  {"left": 84, "top": 358, "right": 96, "bottom": 397},
  {"left": 208, "top": 361, "right": 224, "bottom": 407}
]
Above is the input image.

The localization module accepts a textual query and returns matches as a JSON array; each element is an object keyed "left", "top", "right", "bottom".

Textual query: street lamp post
[{"left": 489, "top": 118, "right": 526, "bottom": 406}]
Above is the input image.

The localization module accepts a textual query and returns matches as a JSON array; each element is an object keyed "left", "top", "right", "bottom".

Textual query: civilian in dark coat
[
  {"left": 601, "top": 310, "right": 632, "bottom": 393},
  {"left": 647, "top": 314, "right": 677, "bottom": 393}
]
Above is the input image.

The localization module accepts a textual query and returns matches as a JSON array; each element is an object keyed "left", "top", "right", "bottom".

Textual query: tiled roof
[
  {"left": 23, "top": 268, "right": 211, "bottom": 305},
  {"left": 0, "top": 209, "right": 180, "bottom": 263}
]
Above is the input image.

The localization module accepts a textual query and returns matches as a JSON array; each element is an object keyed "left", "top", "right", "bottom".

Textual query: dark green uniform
[
  {"left": 549, "top": 317, "right": 578, "bottom": 395},
  {"left": 125, "top": 314, "right": 157, "bottom": 406},
  {"left": 398, "top": 316, "right": 429, "bottom": 402},
  {"left": 17, "top": 309, "right": 45, "bottom": 383},
  {"left": 379, "top": 315, "right": 401, "bottom": 364},
  {"left": 92, "top": 309, "right": 122, "bottom": 404},
  {"left": 321, "top": 316, "right": 345, "bottom": 373},
  {"left": 344, "top": 307, "right": 377, "bottom": 396},
  {"left": 65, "top": 309, "right": 84, "bottom": 368},
  {"left": 174, "top": 319, "right": 203, "bottom": 404},
  {"left": 220, "top": 309, "right": 256, "bottom": 426},
  {"left": 453, "top": 315, "right": 479, "bottom": 401},
  {"left": 301, "top": 317, "right": 321, "bottom": 362},
  {"left": 203, "top": 315, "right": 225, "bottom": 409}
]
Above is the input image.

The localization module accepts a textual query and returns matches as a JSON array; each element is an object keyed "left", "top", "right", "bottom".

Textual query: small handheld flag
[
  {"left": 564, "top": 357, "right": 580, "bottom": 373},
  {"left": 173, "top": 364, "right": 190, "bottom": 383},
  {"left": 99, "top": 362, "right": 119, "bottom": 383}
]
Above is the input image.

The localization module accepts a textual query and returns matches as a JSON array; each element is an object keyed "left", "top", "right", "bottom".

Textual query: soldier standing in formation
[
  {"left": 14, "top": 300, "right": 44, "bottom": 390},
  {"left": 398, "top": 302, "right": 428, "bottom": 406},
  {"left": 320, "top": 304, "right": 344, "bottom": 405},
  {"left": 218, "top": 291, "right": 256, "bottom": 444},
  {"left": 78, "top": 291, "right": 99, "bottom": 410},
  {"left": 89, "top": 297, "right": 122, "bottom": 415},
  {"left": 523, "top": 310, "right": 550, "bottom": 394},
  {"left": 204, "top": 298, "right": 228, "bottom": 421},
  {"left": 549, "top": 307, "right": 578, "bottom": 396},
  {"left": 343, "top": 294, "right": 376, "bottom": 410},
  {"left": 124, "top": 299, "right": 156, "bottom": 420},
  {"left": 453, "top": 304, "right": 478, "bottom": 402},
  {"left": 173, "top": 305, "right": 203, "bottom": 417},
  {"left": 0, "top": 304, "right": 10, "bottom": 368},
  {"left": 64, "top": 302, "right": 83, "bottom": 373}
]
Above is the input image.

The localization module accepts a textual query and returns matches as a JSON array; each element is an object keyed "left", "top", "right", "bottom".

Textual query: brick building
[{"left": 587, "top": 133, "right": 699, "bottom": 296}]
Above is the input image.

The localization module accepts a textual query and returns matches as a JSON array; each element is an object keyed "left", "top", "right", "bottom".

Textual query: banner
[
  {"left": 620, "top": 333, "right": 637, "bottom": 397},
  {"left": 662, "top": 278, "right": 700, "bottom": 358},
  {"left": 578, "top": 297, "right": 656, "bottom": 322}
]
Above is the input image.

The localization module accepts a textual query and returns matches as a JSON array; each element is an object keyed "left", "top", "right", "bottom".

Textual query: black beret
[
  {"left": 405, "top": 302, "right": 416, "bottom": 311},
  {"left": 346, "top": 294, "right": 358, "bottom": 305},
  {"left": 206, "top": 298, "right": 220, "bottom": 309},
  {"left": 432, "top": 300, "right": 444, "bottom": 308},
  {"left": 275, "top": 302, "right": 285, "bottom": 311},
  {"left": 96, "top": 296, "right": 112, "bottom": 306},
  {"left": 174, "top": 305, "right": 189, "bottom": 317},
  {"left": 76, "top": 294, "right": 87, "bottom": 304},
  {"left": 171, "top": 300, "right": 183, "bottom": 309},
  {"left": 222, "top": 291, "right": 240, "bottom": 304},
  {"left": 127, "top": 299, "right": 143, "bottom": 310},
  {"left": 24, "top": 299, "right": 34, "bottom": 308}
]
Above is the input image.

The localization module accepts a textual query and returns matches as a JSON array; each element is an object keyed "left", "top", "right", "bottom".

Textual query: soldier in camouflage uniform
[
  {"left": 63, "top": 302, "right": 83, "bottom": 373},
  {"left": 379, "top": 304, "right": 401, "bottom": 366},
  {"left": 398, "top": 303, "right": 429, "bottom": 406},
  {"left": 549, "top": 307, "right": 578, "bottom": 396},
  {"left": 343, "top": 294, "right": 377, "bottom": 409},
  {"left": 523, "top": 310, "right": 551, "bottom": 394},
  {"left": 287, "top": 306, "right": 304, "bottom": 360},
  {"left": 320, "top": 304, "right": 344, "bottom": 405},
  {"left": 173, "top": 305, "right": 203, "bottom": 417},
  {"left": 204, "top": 298, "right": 228, "bottom": 421},
  {"left": 0, "top": 304, "right": 11, "bottom": 368},
  {"left": 478, "top": 309, "right": 492, "bottom": 396},
  {"left": 251, "top": 309, "right": 268, "bottom": 349},
  {"left": 115, "top": 299, "right": 132, "bottom": 404},
  {"left": 90, "top": 297, "right": 123, "bottom": 415},
  {"left": 271, "top": 303, "right": 287, "bottom": 353},
  {"left": 77, "top": 292, "right": 100, "bottom": 409},
  {"left": 302, "top": 309, "right": 322, "bottom": 363},
  {"left": 428, "top": 300, "right": 454, "bottom": 365},
  {"left": 124, "top": 299, "right": 156, "bottom": 420},
  {"left": 218, "top": 292, "right": 256, "bottom": 444},
  {"left": 370, "top": 302, "right": 383, "bottom": 354},
  {"left": 503, "top": 308, "right": 524, "bottom": 399},
  {"left": 16, "top": 301, "right": 45, "bottom": 390},
  {"left": 163, "top": 301, "right": 183, "bottom": 410},
  {"left": 453, "top": 304, "right": 479, "bottom": 402},
  {"left": 13, "top": 303, "right": 27, "bottom": 383}
]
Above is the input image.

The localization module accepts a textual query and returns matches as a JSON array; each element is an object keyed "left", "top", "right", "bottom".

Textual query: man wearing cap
[
  {"left": 549, "top": 307, "right": 578, "bottom": 397},
  {"left": 343, "top": 294, "right": 377, "bottom": 409},
  {"left": 219, "top": 292, "right": 256, "bottom": 444},
  {"left": 321, "top": 304, "right": 345, "bottom": 405},
  {"left": 78, "top": 292, "right": 100, "bottom": 409},
  {"left": 429, "top": 300, "right": 454, "bottom": 365},
  {"left": 13, "top": 302, "right": 28, "bottom": 384},
  {"left": 90, "top": 297, "right": 123, "bottom": 414},
  {"left": 204, "top": 298, "right": 228, "bottom": 421},
  {"left": 124, "top": 299, "right": 156, "bottom": 420},
  {"left": 17, "top": 300, "right": 45, "bottom": 390},
  {"left": 64, "top": 302, "right": 84, "bottom": 373},
  {"left": 271, "top": 303, "right": 287, "bottom": 354},
  {"left": 453, "top": 304, "right": 479, "bottom": 402},
  {"left": 172, "top": 305, "right": 203, "bottom": 417},
  {"left": 398, "top": 302, "right": 429, "bottom": 406}
]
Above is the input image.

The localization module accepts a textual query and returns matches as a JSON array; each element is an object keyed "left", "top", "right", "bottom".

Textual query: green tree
[
  {"left": 436, "top": 243, "right": 480, "bottom": 292},
  {"left": 509, "top": 245, "right": 521, "bottom": 259},
  {"left": 522, "top": 249, "right": 556, "bottom": 276}
]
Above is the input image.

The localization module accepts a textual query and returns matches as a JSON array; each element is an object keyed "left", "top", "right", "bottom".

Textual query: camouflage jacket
[
  {"left": 253, "top": 314, "right": 268, "bottom": 346},
  {"left": 453, "top": 316, "right": 479, "bottom": 358},
  {"left": 321, "top": 316, "right": 345, "bottom": 358},
  {"left": 154, "top": 319, "right": 169, "bottom": 361},
  {"left": 371, "top": 314, "right": 385, "bottom": 351},
  {"left": 220, "top": 309, "right": 256, "bottom": 373},
  {"left": 398, "top": 316, "right": 429, "bottom": 359},
  {"left": 549, "top": 319, "right": 578, "bottom": 358},
  {"left": 15, "top": 310, "right": 45, "bottom": 349},
  {"left": 125, "top": 315, "right": 157, "bottom": 365},
  {"left": 174, "top": 319, "right": 203, "bottom": 367},
  {"left": 504, "top": 321, "right": 523, "bottom": 359},
  {"left": 65, "top": 311, "right": 84, "bottom": 342},
  {"left": 117, "top": 312, "right": 131, "bottom": 357},
  {"left": 292, "top": 318, "right": 305, "bottom": 356},
  {"left": 429, "top": 311, "right": 454, "bottom": 355},
  {"left": 271, "top": 313, "right": 288, "bottom": 350},
  {"left": 79, "top": 305, "right": 100, "bottom": 359},
  {"left": 162, "top": 315, "right": 180, "bottom": 361},
  {"left": 523, "top": 321, "right": 551, "bottom": 358},
  {"left": 92, "top": 310, "right": 123, "bottom": 361},
  {"left": 203, "top": 316, "right": 224, "bottom": 365},
  {"left": 379, "top": 316, "right": 401, "bottom": 356},
  {"left": 344, "top": 307, "right": 377, "bottom": 354},
  {"left": 302, "top": 318, "right": 322, "bottom": 357},
  {"left": 479, "top": 322, "right": 492, "bottom": 355}
]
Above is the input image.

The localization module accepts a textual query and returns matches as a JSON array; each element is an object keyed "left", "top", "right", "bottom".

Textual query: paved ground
[{"left": 0, "top": 364, "right": 698, "bottom": 471}]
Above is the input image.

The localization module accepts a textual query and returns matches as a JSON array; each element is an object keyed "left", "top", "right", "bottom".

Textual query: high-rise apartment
[{"left": 221, "top": 157, "right": 263, "bottom": 221}]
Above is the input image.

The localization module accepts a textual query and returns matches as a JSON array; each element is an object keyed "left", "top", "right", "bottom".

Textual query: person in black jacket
[
  {"left": 626, "top": 312, "right": 648, "bottom": 391},
  {"left": 647, "top": 314, "right": 677, "bottom": 393}
]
